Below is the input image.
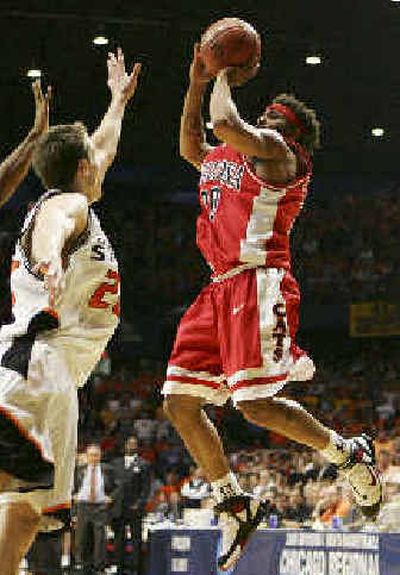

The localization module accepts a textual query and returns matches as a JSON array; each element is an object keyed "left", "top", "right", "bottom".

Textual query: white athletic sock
[
  {"left": 320, "top": 430, "right": 351, "bottom": 466},
  {"left": 211, "top": 471, "right": 243, "bottom": 504}
]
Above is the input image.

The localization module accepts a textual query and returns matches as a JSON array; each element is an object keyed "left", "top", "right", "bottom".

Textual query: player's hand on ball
[
  {"left": 189, "top": 43, "right": 213, "bottom": 86},
  {"left": 107, "top": 47, "right": 141, "bottom": 106},
  {"left": 226, "top": 62, "right": 260, "bottom": 87}
]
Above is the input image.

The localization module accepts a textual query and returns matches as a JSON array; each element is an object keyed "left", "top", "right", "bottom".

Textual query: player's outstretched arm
[
  {"left": 90, "top": 47, "right": 141, "bottom": 183},
  {"left": 0, "top": 80, "right": 51, "bottom": 208},
  {"left": 210, "top": 70, "right": 289, "bottom": 160},
  {"left": 180, "top": 44, "right": 214, "bottom": 171},
  {"left": 31, "top": 194, "right": 88, "bottom": 307}
]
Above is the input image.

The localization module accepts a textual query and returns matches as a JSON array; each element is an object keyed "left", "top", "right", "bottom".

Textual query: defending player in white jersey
[
  {"left": 0, "top": 48, "right": 141, "bottom": 574},
  {"left": 163, "top": 46, "right": 382, "bottom": 573},
  {"left": 0, "top": 80, "right": 50, "bottom": 208}
]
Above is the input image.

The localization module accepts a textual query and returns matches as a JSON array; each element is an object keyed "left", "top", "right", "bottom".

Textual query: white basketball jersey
[{"left": 0, "top": 190, "right": 120, "bottom": 387}]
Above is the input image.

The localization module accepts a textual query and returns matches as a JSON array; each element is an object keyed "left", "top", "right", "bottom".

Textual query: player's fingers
[
  {"left": 130, "top": 62, "right": 142, "bottom": 79},
  {"left": 117, "top": 47, "right": 124, "bottom": 63},
  {"left": 32, "top": 79, "right": 41, "bottom": 104},
  {"left": 45, "top": 85, "right": 52, "bottom": 102}
]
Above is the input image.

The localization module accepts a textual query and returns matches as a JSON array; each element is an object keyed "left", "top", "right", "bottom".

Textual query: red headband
[{"left": 266, "top": 103, "right": 306, "bottom": 133}]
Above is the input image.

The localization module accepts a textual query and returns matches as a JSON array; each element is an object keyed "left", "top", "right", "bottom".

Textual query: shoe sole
[{"left": 217, "top": 500, "right": 268, "bottom": 574}]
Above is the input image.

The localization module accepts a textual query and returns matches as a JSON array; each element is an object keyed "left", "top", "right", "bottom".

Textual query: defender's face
[{"left": 77, "top": 136, "right": 102, "bottom": 204}]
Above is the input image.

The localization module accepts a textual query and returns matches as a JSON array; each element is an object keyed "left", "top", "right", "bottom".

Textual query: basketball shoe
[
  {"left": 339, "top": 434, "right": 382, "bottom": 520},
  {"left": 215, "top": 494, "right": 268, "bottom": 573}
]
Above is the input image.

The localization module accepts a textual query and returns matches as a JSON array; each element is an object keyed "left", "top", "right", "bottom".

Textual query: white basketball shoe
[
  {"left": 215, "top": 494, "right": 268, "bottom": 573},
  {"left": 339, "top": 434, "right": 383, "bottom": 520}
]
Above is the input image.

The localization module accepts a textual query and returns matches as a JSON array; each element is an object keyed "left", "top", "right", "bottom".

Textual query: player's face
[
  {"left": 257, "top": 109, "right": 287, "bottom": 131},
  {"left": 77, "top": 136, "right": 102, "bottom": 204}
]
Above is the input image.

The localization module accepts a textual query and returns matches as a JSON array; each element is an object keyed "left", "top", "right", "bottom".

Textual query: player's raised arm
[
  {"left": 180, "top": 44, "right": 214, "bottom": 171},
  {"left": 31, "top": 194, "right": 88, "bottom": 307},
  {"left": 0, "top": 80, "right": 51, "bottom": 208},
  {"left": 210, "top": 70, "right": 290, "bottom": 160},
  {"left": 90, "top": 47, "right": 141, "bottom": 183}
]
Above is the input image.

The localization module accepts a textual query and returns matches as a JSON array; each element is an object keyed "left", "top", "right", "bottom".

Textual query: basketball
[{"left": 200, "top": 18, "right": 261, "bottom": 76}]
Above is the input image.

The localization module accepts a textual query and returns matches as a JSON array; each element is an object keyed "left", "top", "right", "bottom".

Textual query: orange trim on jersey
[
  {"left": 0, "top": 405, "right": 50, "bottom": 463},
  {"left": 230, "top": 373, "right": 287, "bottom": 391},
  {"left": 43, "top": 502, "right": 71, "bottom": 514},
  {"left": 166, "top": 375, "right": 222, "bottom": 390}
]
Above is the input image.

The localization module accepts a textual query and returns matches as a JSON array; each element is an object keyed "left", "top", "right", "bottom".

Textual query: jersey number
[
  {"left": 89, "top": 269, "right": 120, "bottom": 317},
  {"left": 201, "top": 186, "right": 221, "bottom": 221}
]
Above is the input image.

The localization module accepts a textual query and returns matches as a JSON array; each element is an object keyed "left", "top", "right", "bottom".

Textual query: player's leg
[
  {"left": 232, "top": 269, "right": 381, "bottom": 520},
  {"left": 238, "top": 397, "right": 330, "bottom": 449},
  {"left": 0, "top": 501, "right": 41, "bottom": 575},
  {"left": 163, "top": 285, "right": 243, "bottom": 505},
  {"left": 164, "top": 394, "right": 230, "bottom": 481}
]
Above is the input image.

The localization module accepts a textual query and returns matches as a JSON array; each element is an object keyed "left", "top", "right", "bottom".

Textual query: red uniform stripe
[
  {"left": 230, "top": 373, "right": 287, "bottom": 391},
  {"left": 166, "top": 375, "right": 222, "bottom": 390}
]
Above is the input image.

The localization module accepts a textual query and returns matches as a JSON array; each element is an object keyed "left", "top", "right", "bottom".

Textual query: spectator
[
  {"left": 73, "top": 444, "right": 118, "bottom": 573},
  {"left": 112, "top": 435, "right": 150, "bottom": 575}
]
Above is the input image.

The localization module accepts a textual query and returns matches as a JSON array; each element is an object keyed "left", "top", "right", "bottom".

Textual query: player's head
[
  {"left": 32, "top": 123, "right": 102, "bottom": 203},
  {"left": 257, "top": 94, "right": 321, "bottom": 155}
]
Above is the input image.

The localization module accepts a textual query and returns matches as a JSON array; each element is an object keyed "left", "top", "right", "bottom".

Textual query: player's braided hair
[
  {"left": 32, "top": 123, "right": 89, "bottom": 189},
  {"left": 272, "top": 93, "right": 321, "bottom": 155}
]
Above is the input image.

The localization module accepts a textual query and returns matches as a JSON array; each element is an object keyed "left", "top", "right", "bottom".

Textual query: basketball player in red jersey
[
  {"left": 0, "top": 80, "right": 50, "bottom": 208},
  {"left": 164, "top": 45, "right": 382, "bottom": 572}
]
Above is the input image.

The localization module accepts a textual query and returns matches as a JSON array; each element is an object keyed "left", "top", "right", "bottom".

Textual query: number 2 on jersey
[{"left": 89, "top": 269, "right": 120, "bottom": 317}]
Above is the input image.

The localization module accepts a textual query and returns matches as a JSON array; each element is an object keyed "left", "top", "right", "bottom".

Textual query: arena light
[
  {"left": 26, "top": 68, "right": 42, "bottom": 79},
  {"left": 93, "top": 35, "right": 109, "bottom": 46},
  {"left": 306, "top": 55, "right": 322, "bottom": 65},
  {"left": 371, "top": 127, "right": 385, "bottom": 137}
]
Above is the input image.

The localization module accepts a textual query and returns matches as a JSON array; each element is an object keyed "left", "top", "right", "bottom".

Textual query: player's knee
[
  {"left": 163, "top": 394, "right": 203, "bottom": 425},
  {"left": 237, "top": 398, "right": 275, "bottom": 425}
]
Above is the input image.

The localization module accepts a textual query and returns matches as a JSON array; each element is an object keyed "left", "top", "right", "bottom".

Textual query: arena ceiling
[{"left": 0, "top": 0, "right": 399, "bottom": 175}]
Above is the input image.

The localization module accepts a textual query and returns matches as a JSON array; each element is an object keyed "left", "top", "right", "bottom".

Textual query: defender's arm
[
  {"left": 90, "top": 48, "right": 141, "bottom": 183},
  {"left": 31, "top": 193, "right": 88, "bottom": 306},
  {"left": 0, "top": 80, "right": 51, "bottom": 208}
]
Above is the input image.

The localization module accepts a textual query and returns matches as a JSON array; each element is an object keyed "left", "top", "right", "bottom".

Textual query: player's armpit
[{"left": 212, "top": 119, "right": 289, "bottom": 160}]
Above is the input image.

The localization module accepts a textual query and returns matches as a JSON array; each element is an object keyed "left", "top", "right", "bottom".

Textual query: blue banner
[{"left": 147, "top": 529, "right": 400, "bottom": 575}]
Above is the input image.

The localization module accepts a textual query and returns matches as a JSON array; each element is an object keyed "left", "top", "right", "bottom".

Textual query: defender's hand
[
  {"left": 31, "top": 79, "right": 51, "bottom": 137},
  {"left": 189, "top": 43, "right": 213, "bottom": 86},
  {"left": 34, "top": 258, "right": 64, "bottom": 308},
  {"left": 107, "top": 47, "right": 141, "bottom": 106}
]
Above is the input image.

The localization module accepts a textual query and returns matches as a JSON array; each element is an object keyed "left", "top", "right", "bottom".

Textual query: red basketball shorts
[{"left": 163, "top": 266, "right": 315, "bottom": 406}]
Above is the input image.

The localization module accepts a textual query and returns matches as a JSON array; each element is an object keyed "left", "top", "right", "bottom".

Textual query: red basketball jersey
[{"left": 196, "top": 142, "right": 312, "bottom": 276}]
